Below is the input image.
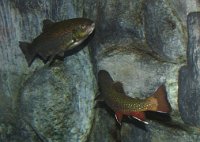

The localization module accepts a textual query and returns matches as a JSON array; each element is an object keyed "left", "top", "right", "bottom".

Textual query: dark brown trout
[
  {"left": 96, "top": 70, "right": 171, "bottom": 124},
  {"left": 19, "top": 18, "right": 95, "bottom": 66}
]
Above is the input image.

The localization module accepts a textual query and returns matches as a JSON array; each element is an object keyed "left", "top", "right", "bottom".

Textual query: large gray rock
[
  {"left": 88, "top": 108, "right": 121, "bottom": 142},
  {"left": 179, "top": 12, "right": 200, "bottom": 126},
  {"left": 144, "top": 0, "right": 187, "bottom": 63},
  {"left": 19, "top": 50, "right": 96, "bottom": 142},
  {"left": 121, "top": 123, "right": 150, "bottom": 142}
]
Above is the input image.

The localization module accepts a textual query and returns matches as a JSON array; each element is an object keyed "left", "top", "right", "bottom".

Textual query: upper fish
[
  {"left": 19, "top": 18, "right": 95, "bottom": 67},
  {"left": 96, "top": 70, "right": 171, "bottom": 124}
]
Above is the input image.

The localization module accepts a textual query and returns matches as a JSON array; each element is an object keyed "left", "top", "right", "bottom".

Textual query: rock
[
  {"left": 121, "top": 123, "right": 150, "bottom": 142},
  {"left": 144, "top": 0, "right": 187, "bottom": 63},
  {"left": 19, "top": 48, "right": 96, "bottom": 142},
  {"left": 89, "top": 0, "right": 145, "bottom": 46},
  {"left": 179, "top": 12, "right": 200, "bottom": 126},
  {"left": 168, "top": 0, "right": 200, "bottom": 26},
  {"left": 87, "top": 108, "right": 121, "bottom": 142},
  {"left": 148, "top": 121, "right": 200, "bottom": 142}
]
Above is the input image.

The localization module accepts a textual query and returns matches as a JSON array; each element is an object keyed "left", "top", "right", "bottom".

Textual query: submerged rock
[
  {"left": 179, "top": 12, "right": 200, "bottom": 127},
  {"left": 19, "top": 48, "right": 96, "bottom": 142},
  {"left": 144, "top": 0, "right": 187, "bottom": 63}
]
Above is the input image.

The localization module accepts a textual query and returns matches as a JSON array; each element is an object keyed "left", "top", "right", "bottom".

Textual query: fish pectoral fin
[
  {"left": 130, "top": 112, "right": 148, "bottom": 124},
  {"left": 43, "top": 55, "right": 56, "bottom": 67},
  {"left": 115, "top": 112, "right": 123, "bottom": 125},
  {"left": 42, "top": 19, "right": 54, "bottom": 32},
  {"left": 112, "top": 81, "right": 125, "bottom": 94}
]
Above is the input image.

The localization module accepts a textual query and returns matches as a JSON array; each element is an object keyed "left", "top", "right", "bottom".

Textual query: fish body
[
  {"left": 19, "top": 18, "right": 95, "bottom": 66},
  {"left": 96, "top": 70, "right": 171, "bottom": 124}
]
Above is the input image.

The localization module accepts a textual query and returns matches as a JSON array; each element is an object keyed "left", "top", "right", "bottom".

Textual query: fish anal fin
[
  {"left": 130, "top": 112, "right": 148, "bottom": 124},
  {"left": 19, "top": 41, "right": 35, "bottom": 67},
  {"left": 115, "top": 112, "right": 123, "bottom": 125},
  {"left": 48, "top": 55, "right": 56, "bottom": 65},
  {"left": 112, "top": 81, "right": 125, "bottom": 93},
  {"left": 47, "top": 50, "right": 64, "bottom": 65},
  {"left": 42, "top": 19, "right": 54, "bottom": 32}
]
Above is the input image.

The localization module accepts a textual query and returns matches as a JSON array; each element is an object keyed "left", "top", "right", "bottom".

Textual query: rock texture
[
  {"left": 19, "top": 51, "right": 96, "bottom": 142},
  {"left": 1, "top": 0, "right": 200, "bottom": 142},
  {"left": 144, "top": 0, "right": 187, "bottom": 63},
  {"left": 179, "top": 12, "right": 200, "bottom": 126}
]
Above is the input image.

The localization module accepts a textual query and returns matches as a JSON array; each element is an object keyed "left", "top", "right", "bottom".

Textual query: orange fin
[
  {"left": 130, "top": 112, "right": 148, "bottom": 124},
  {"left": 115, "top": 112, "right": 123, "bottom": 125},
  {"left": 148, "top": 85, "right": 171, "bottom": 113}
]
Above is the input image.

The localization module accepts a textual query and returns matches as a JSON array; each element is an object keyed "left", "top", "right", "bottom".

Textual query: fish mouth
[
  {"left": 87, "top": 22, "right": 95, "bottom": 35},
  {"left": 70, "top": 22, "right": 95, "bottom": 48}
]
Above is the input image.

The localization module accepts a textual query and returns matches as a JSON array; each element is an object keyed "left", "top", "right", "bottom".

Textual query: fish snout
[{"left": 87, "top": 22, "right": 95, "bottom": 35}]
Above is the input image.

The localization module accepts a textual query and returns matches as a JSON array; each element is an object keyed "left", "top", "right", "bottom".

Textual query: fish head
[{"left": 71, "top": 18, "right": 95, "bottom": 46}]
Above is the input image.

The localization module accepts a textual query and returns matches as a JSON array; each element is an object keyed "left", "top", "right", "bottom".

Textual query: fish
[
  {"left": 95, "top": 70, "right": 171, "bottom": 125},
  {"left": 19, "top": 18, "right": 95, "bottom": 67}
]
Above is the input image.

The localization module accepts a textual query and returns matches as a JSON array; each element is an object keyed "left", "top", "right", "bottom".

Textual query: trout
[
  {"left": 19, "top": 18, "right": 95, "bottom": 67},
  {"left": 96, "top": 70, "right": 171, "bottom": 124}
]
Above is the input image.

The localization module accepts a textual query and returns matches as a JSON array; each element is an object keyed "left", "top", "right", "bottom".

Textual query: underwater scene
[{"left": 0, "top": 0, "right": 200, "bottom": 142}]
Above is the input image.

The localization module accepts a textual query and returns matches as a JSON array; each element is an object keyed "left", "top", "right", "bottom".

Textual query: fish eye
[{"left": 71, "top": 38, "right": 75, "bottom": 42}]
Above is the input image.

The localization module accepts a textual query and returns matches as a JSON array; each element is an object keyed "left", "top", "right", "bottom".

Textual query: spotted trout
[
  {"left": 19, "top": 18, "right": 95, "bottom": 66},
  {"left": 96, "top": 70, "right": 171, "bottom": 124}
]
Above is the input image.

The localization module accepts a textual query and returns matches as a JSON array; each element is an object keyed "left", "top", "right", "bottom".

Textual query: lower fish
[{"left": 96, "top": 70, "right": 171, "bottom": 124}]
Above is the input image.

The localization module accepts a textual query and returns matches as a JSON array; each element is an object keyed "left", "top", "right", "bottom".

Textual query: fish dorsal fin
[
  {"left": 112, "top": 81, "right": 125, "bottom": 93},
  {"left": 42, "top": 19, "right": 54, "bottom": 32}
]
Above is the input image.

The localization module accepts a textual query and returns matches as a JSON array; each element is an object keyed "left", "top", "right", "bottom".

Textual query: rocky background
[{"left": 0, "top": 0, "right": 200, "bottom": 142}]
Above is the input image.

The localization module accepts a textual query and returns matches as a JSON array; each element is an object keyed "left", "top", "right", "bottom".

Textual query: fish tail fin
[
  {"left": 19, "top": 41, "right": 35, "bottom": 66},
  {"left": 147, "top": 85, "right": 171, "bottom": 113}
]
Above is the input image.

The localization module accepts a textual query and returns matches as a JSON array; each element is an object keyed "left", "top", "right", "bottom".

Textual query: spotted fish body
[
  {"left": 19, "top": 18, "right": 95, "bottom": 67},
  {"left": 96, "top": 70, "right": 171, "bottom": 124}
]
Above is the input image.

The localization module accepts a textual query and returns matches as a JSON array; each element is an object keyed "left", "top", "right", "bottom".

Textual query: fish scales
[{"left": 104, "top": 89, "right": 150, "bottom": 112}]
